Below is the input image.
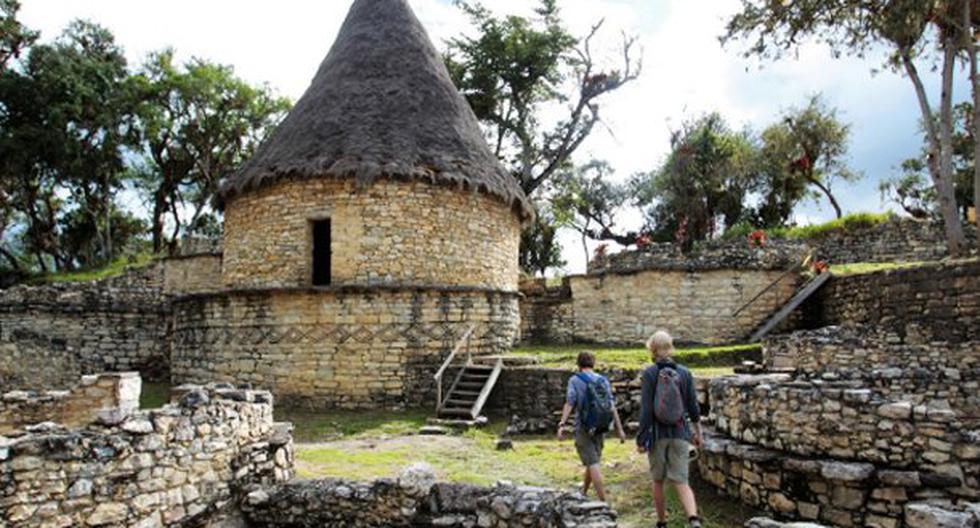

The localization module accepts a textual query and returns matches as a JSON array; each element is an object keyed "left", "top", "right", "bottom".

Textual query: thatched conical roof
[{"left": 217, "top": 0, "right": 533, "bottom": 220}]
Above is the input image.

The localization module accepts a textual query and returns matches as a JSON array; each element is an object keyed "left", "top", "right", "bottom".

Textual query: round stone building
[{"left": 171, "top": 0, "right": 532, "bottom": 408}]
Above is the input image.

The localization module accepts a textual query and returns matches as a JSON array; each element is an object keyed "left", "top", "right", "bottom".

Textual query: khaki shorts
[
  {"left": 648, "top": 439, "right": 691, "bottom": 484},
  {"left": 575, "top": 429, "right": 604, "bottom": 467}
]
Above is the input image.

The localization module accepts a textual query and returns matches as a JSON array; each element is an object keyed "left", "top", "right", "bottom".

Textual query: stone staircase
[{"left": 745, "top": 271, "right": 831, "bottom": 343}]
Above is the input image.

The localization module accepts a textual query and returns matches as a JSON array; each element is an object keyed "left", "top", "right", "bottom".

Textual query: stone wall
[
  {"left": 700, "top": 429, "right": 979, "bottom": 528},
  {"left": 700, "top": 327, "right": 980, "bottom": 527},
  {"left": 589, "top": 218, "right": 976, "bottom": 276},
  {"left": 0, "top": 264, "right": 170, "bottom": 390},
  {"left": 710, "top": 374, "right": 977, "bottom": 472},
  {"left": 0, "top": 378, "right": 295, "bottom": 528},
  {"left": 163, "top": 253, "right": 223, "bottom": 295},
  {"left": 489, "top": 365, "right": 717, "bottom": 435},
  {"left": 517, "top": 278, "right": 574, "bottom": 344},
  {"left": 222, "top": 179, "right": 521, "bottom": 291},
  {"left": 241, "top": 465, "right": 617, "bottom": 528},
  {"left": 568, "top": 269, "right": 800, "bottom": 345},
  {"left": 804, "top": 260, "right": 980, "bottom": 343},
  {"left": 807, "top": 218, "right": 976, "bottom": 264},
  {"left": 172, "top": 287, "right": 520, "bottom": 409},
  {"left": 0, "top": 372, "right": 140, "bottom": 435}
]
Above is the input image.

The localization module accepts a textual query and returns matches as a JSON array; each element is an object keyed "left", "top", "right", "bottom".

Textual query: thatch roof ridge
[{"left": 217, "top": 0, "right": 533, "bottom": 220}]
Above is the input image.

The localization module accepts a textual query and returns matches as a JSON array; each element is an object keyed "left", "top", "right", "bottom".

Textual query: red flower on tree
[{"left": 635, "top": 234, "right": 653, "bottom": 250}]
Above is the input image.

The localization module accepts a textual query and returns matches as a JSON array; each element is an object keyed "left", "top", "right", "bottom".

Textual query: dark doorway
[{"left": 312, "top": 219, "right": 331, "bottom": 286}]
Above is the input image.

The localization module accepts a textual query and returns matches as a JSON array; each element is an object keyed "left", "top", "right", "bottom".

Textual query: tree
[
  {"left": 723, "top": 0, "right": 971, "bottom": 254},
  {"left": 0, "top": 0, "right": 36, "bottom": 70},
  {"left": 131, "top": 50, "right": 290, "bottom": 253},
  {"left": 881, "top": 101, "right": 975, "bottom": 219},
  {"left": 519, "top": 206, "right": 566, "bottom": 277},
  {"left": 758, "top": 95, "right": 858, "bottom": 219},
  {"left": 631, "top": 113, "right": 758, "bottom": 249},
  {"left": 446, "top": 0, "right": 640, "bottom": 274},
  {"left": 35, "top": 20, "right": 137, "bottom": 265},
  {"left": 552, "top": 160, "right": 634, "bottom": 265}
]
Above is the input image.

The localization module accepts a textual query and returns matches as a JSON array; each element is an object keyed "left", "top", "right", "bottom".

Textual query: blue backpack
[{"left": 576, "top": 373, "right": 614, "bottom": 435}]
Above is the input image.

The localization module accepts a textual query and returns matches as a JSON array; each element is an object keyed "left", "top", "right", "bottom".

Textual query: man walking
[
  {"left": 637, "top": 331, "right": 703, "bottom": 528},
  {"left": 558, "top": 351, "right": 626, "bottom": 502}
]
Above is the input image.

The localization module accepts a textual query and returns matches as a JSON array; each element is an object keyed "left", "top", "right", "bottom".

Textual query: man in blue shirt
[
  {"left": 557, "top": 351, "right": 626, "bottom": 502},
  {"left": 636, "top": 331, "right": 703, "bottom": 528}
]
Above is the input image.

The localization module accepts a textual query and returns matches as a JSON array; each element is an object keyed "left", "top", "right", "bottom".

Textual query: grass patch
[
  {"left": 722, "top": 211, "right": 895, "bottom": 241},
  {"left": 294, "top": 413, "right": 760, "bottom": 527},
  {"left": 830, "top": 261, "right": 928, "bottom": 276},
  {"left": 275, "top": 408, "right": 429, "bottom": 443},
  {"left": 140, "top": 382, "right": 171, "bottom": 409},
  {"left": 510, "top": 343, "right": 760, "bottom": 372},
  {"left": 34, "top": 252, "right": 156, "bottom": 284}
]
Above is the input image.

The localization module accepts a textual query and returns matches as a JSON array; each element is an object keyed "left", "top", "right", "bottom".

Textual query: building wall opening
[{"left": 312, "top": 219, "right": 331, "bottom": 286}]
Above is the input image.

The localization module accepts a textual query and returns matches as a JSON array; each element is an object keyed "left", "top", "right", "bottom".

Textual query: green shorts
[
  {"left": 575, "top": 429, "right": 604, "bottom": 467},
  {"left": 648, "top": 439, "right": 691, "bottom": 484}
]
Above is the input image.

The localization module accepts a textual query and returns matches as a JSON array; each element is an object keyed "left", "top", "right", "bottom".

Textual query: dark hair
[{"left": 577, "top": 351, "right": 596, "bottom": 369}]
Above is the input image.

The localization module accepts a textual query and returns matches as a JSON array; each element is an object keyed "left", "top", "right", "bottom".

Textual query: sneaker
[
  {"left": 656, "top": 522, "right": 668, "bottom": 528},
  {"left": 689, "top": 516, "right": 703, "bottom": 528}
]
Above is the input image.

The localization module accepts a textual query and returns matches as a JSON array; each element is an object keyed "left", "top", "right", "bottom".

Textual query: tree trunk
[
  {"left": 0, "top": 246, "right": 21, "bottom": 271},
  {"left": 103, "top": 177, "right": 113, "bottom": 263},
  {"left": 968, "top": 1, "right": 980, "bottom": 232},
  {"left": 938, "top": 38, "right": 968, "bottom": 256},
  {"left": 581, "top": 231, "right": 590, "bottom": 269},
  {"left": 151, "top": 186, "right": 167, "bottom": 254},
  {"left": 901, "top": 51, "right": 967, "bottom": 256},
  {"left": 808, "top": 176, "right": 843, "bottom": 218}
]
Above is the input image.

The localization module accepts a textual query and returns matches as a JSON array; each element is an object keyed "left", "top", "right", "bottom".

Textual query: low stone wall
[
  {"left": 518, "top": 278, "right": 574, "bottom": 344},
  {"left": 489, "top": 366, "right": 714, "bottom": 435},
  {"left": 804, "top": 260, "right": 980, "bottom": 343},
  {"left": 589, "top": 218, "right": 976, "bottom": 276},
  {"left": 0, "top": 264, "right": 171, "bottom": 390},
  {"left": 172, "top": 287, "right": 520, "bottom": 409},
  {"left": 241, "top": 465, "right": 617, "bottom": 527},
  {"left": 808, "top": 218, "right": 976, "bottom": 264},
  {"left": 761, "top": 328, "right": 979, "bottom": 418},
  {"left": 568, "top": 269, "right": 800, "bottom": 345},
  {"left": 0, "top": 372, "right": 140, "bottom": 435},
  {"left": 0, "top": 378, "right": 295, "bottom": 527},
  {"left": 700, "top": 429, "right": 979, "bottom": 528},
  {"left": 709, "top": 374, "right": 978, "bottom": 473}
]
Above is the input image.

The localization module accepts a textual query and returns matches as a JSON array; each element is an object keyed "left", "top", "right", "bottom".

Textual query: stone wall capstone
[{"left": 0, "top": 377, "right": 295, "bottom": 528}]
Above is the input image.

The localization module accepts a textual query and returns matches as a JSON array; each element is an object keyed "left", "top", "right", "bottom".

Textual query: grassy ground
[
  {"left": 140, "top": 382, "right": 171, "bottom": 409},
  {"left": 34, "top": 252, "right": 156, "bottom": 284},
  {"left": 288, "top": 410, "right": 759, "bottom": 528},
  {"left": 510, "top": 343, "right": 760, "bottom": 373}
]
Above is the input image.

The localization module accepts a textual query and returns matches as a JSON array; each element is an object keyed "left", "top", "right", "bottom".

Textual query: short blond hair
[{"left": 646, "top": 331, "right": 674, "bottom": 361}]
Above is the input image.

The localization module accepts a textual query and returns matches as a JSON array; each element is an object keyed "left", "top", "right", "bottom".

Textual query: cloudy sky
[{"left": 20, "top": 0, "right": 971, "bottom": 273}]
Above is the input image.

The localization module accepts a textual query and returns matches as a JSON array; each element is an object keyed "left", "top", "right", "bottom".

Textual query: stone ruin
[
  {"left": 698, "top": 326, "right": 979, "bottom": 527},
  {"left": 0, "top": 372, "right": 618, "bottom": 527}
]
